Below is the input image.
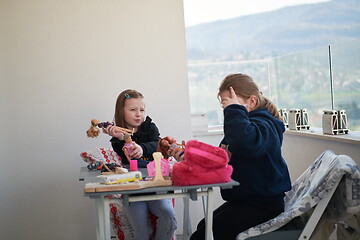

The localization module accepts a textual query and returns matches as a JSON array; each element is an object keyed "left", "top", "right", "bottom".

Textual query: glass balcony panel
[
  {"left": 268, "top": 47, "right": 332, "bottom": 128},
  {"left": 331, "top": 39, "right": 360, "bottom": 131},
  {"left": 188, "top": 60, "right": 269, "bottom": 127}
]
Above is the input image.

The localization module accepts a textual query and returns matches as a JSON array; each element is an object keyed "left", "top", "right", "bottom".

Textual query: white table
[{"left": 79, "top": 167, "right": 239, "bottom": 240}]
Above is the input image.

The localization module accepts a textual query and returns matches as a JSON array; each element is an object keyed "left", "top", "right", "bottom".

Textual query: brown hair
[
  {"left": 218, "top": 73, "right": 280, "bottom": 119},
  {"left": 114, "top": 89, "right": 144, "bottom": 127}
]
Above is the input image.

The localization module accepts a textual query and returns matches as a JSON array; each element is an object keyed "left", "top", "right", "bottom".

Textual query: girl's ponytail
[{"left": 261, "top": 96, "right": 281, "bottom": 120}]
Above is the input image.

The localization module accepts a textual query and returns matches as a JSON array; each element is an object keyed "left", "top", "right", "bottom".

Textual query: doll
[
  {"left": 157, "top": 136, "right": 185, "bottom": 159},
  {"left": 86, "top": 119, "right": 133, "bottom": 138},
  {"left": 122, "top": 134, "right": 135, "bottom": 163},
  {"left": 100, "top": 163, "right": 128, "bottom": 175}
]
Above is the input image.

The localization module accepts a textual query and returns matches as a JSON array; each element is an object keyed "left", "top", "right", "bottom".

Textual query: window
[
  {"left": 268, "top": 40, "right": 360, "bottom": 130},
  {"left": 188, "top": 39, "right": 360, "bottom": 131},
  {"left": 184, "top": 0, "right": 360, "bottom": 132},
  {"left": 189, "top": 59, "right": 269, "bottom": 127}
]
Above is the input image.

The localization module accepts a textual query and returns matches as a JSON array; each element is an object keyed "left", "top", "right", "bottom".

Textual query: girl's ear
[{"left": 248, "top": 95, "right": 258, "bottom": 110}]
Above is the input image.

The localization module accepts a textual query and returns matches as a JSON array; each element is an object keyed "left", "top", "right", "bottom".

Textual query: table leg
[
  {"left": 94, "top": 196, "right": 111, "bottom": 240},
  {"left": 204, "top": 188, "right": 214, "bottom": 240},
  {"left": 182, "top": 195, "right": 192, "bottom": 240},
  {"left": 201, "top": 188, "right": 207, "bottom": 217}
]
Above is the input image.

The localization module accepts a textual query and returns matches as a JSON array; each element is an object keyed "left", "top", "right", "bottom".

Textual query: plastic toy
[
  {"left": 86, "top": 119, "right": 134, "bottom": 138},
  {"left": 158, "top": 136, "right": 185, "bottom": 159},
  {"left": 147, "top": 158, "right": 171, "bottom": 177},
  {"left": 100, "top": 163, "right": 127, "bottom": 174},
  {"left": 122, "top": 135, "right": 136, "bottom": 163},
  {"left": 98, "top": 171, "right": 143, "bottom": 185}
]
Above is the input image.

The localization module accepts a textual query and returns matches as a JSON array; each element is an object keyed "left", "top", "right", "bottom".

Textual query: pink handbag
[{"left": 171, "top": 140, "right": 233, "bottom": 186}]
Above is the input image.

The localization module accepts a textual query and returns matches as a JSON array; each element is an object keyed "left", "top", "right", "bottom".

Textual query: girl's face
[{"left": 123, "top": 98, "right": 145, "bottom": 130}]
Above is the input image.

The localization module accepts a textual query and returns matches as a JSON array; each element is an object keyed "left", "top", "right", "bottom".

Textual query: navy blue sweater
[{"left": 220, "top": 104, "right": 291, "bottom": 204}]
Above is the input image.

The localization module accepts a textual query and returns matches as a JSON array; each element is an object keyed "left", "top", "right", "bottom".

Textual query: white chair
[{"left": 237, "top": 150, "right": 360, "bottom": 240}]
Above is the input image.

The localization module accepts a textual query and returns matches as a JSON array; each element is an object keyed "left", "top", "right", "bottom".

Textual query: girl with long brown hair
[
  {"left": 103, "top": 89, "right": 177, "bottom": 240},
  {"left": 190, "top": 73, "right": 291, "bottom": 240}
]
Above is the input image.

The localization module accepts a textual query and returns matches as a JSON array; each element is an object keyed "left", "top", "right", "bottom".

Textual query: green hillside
[{"left": 186, "top": 0, "right": 360, "bottom": 61}]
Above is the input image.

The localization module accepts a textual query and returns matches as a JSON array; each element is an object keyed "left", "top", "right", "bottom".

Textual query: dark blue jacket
[
  {"left": 110, "top": 116, "right": 160, "bottom": 164},
  {"left": 220, "top": 104, "right": 291, "bottom": 204}
]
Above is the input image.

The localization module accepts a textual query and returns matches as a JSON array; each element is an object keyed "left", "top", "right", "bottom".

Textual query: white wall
[
  {"left": 282, "top": 133, "right": 360, "bottom": 181},
  {"left": 0, "top": 1, "right": 191, "bottom": 239}
]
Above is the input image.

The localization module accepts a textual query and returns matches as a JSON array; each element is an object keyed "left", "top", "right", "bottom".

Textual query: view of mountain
[{"left": 185, "top": 0, "right": 360, "bottom": 62}]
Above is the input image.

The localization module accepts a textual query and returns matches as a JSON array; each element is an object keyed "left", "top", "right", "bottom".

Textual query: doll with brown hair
[{"left": 157, "top": 136, "right": 185, "bottom": 159}]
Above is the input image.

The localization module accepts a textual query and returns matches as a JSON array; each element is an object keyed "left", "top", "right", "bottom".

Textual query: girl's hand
[
  {"left": 128, "top": 143, "right": 143, "bottom": 159},
  {"left": 220, "top": 87, "right": 240, "bottom": 108},
  {"left": 102, "top": 125, "right": 125, "bottom": 140}
]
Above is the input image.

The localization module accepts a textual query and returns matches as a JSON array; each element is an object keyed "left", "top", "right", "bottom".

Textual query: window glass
[
  {"left": 184, "top": 0, "right": 360, "bottom": 132},
  {"left": 188, "top": 40, "right": 360, "bottom": 131},
  {"left": 188, "top": 60, "right": 269, "bottom": 127},
  {"left": 331, "top": 40, "right": 360, "bottom": 131},
  {"left": 268, "top": 46, "right": 333, "bottom": 128}
]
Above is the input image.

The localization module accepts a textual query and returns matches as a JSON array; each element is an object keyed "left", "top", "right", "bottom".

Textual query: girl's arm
[
  {"left": 103, "top": 125, "right": 126, "bottom": 140},
  {"left": 223, "top": 105, "right": 269, "bottom": 157}
]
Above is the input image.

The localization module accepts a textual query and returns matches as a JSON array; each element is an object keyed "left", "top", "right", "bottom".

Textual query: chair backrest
[
  {"left": 237, "top": 150, "right": 360, "bottom": 240},
  {"left": 284, "top": 150, "right": 340, "bottom": 213},
  {"left": 284, "top": 150, "right": 360, "bottom": 215},
  {"left": 81, "top": 147, "right": 123, "bottom": 166}
]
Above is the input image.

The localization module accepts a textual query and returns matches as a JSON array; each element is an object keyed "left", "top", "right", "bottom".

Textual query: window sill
[
  {"left": 285, "top": 128, "right": 360, "bottom": 145},
  {"left": 192, "top": 126, "right": 224, "bottom": 137},
  {"left": 192, "top": 126, "right": 360, "bottom": 145}
]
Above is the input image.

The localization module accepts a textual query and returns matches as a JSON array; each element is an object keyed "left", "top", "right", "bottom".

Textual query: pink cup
[{"left": 130, "top": 160, "right": 138, "bottom": 171}]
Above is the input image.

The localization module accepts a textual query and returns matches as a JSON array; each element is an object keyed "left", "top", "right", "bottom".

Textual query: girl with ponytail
[{"left": 190, "top": 73, "right": 291, "bottom": 240}]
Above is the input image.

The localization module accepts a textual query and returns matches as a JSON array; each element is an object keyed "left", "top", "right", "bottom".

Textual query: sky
[{"left": 183, "top": 0, "right": 329, "bottom": 26}]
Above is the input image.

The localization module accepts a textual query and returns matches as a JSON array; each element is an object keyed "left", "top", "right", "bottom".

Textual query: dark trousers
[{"left": 190, "top": 201, "right": 284, "bottom": 240}]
